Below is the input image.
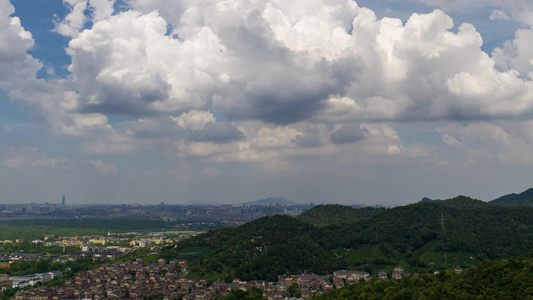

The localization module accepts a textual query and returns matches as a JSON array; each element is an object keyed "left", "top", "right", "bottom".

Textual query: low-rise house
[
  {"left": 394, "top": 266, "right": 404, "bottom": 273},
  {"left": 333, "top": 270, "right": 369, "bottom": 281},
  {"left": 378, "top": 271, "right": 388, "bottom": 281},
  {"left": 391, "top": 271, "right": 402, "bottom": 280}
]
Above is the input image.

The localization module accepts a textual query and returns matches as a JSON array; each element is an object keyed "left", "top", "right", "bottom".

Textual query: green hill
[
  {"left": 296, "top": 204, "right": 385, "bottom": 225},
  {"left": 160, "top": 215, "right": 344, "bottom": 281},
  {"left": 319, "top": 196, "right": 533, "bottom": 260},
  {"left": 490, "top": 187, "right": 533, "bottom": 206},
  {"left": 315, "top": 253, "right": 533, "bottom": 300},
  {"left": 164, "top": 196, "right": 533, "bottom": 281}
]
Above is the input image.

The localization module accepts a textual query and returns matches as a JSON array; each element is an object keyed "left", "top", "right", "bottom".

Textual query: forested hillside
[
  {"left": 297, "top": 204, "right": 385, "bottom": 225},
  {"left": 163, "top": 196, "right": 533, "bottom": 282},
  {"left": 315, "top": 254, "right": 533, "bottom": 299},
  {"left": 160, "top": 215, "right": 344, "bottom": 281},
  {"left": 490, "top": 187, "right": 533, "bottom": 206}
]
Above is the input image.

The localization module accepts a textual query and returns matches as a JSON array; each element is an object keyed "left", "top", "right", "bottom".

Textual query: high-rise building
[{"left": 61, "top": 195, "right": 65, "bottom": 205}]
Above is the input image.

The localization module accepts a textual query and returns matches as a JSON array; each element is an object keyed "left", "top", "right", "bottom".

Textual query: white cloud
[
  {"left": 253, "top": 126, "right": 301, "bottom": 149},
  {"left": 9, "top": 0, "right": 525, "bottom": 143},
  {"left": 438, "top": 121, "right": 533, "bottom": 166},
  {"left": 0, "top": 1, "right": 40, "bottom": 82},
  {"left": 492, "top": 29, "right": 533, "bottom": 79},
  {"left": 415, "top": 0, "right": 533, "bottom": 27},
  {"left": 489, "top": 9, "right": 510, "bottom": 21},
  {"left": 54, "top": 0, "right": 88, "bottom": 37},
  {"left": 170, "top": 110, "right": 215, "bottom": 131},
  {"left": 88, "top": 159, "right": 118, "bottom": 174},
  {"left": 66, "top": 10, "right": 226, "bottom": 117},
  {"left": 3, "top": 0, "right": 533, "bottom": 181},
  {"left": 54, "top": 0, "right": 115, "bottom": 38}
]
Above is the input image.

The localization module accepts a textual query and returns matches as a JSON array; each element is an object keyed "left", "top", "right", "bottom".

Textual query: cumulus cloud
[
  {"left": 3, "top": 0, "right": 533, "bottom": 175},
  {"left": 492, "top": 29, "right": 533, "bottom": 79},
  {"left": 54, "top": 0, "right": 115, "bottom": 38},
  {"left": 330, "top": 124, "right": 367, "bottom": 145},
  {"left": 170, "top": 111, "right": 216, "bottom": 131},
  {"left": 0, "top": 1, "right": 40, "bottom": 82},
  {"left": 438, "top": 121, "right": 533, "bottom": 166},
  {"left": 189, "top": 122, "right": 244, "bottom": 144},
  {"left": 416, "top": 0, "right": 533, "bottom": 27},
  {"left": 55, "top": 1, "right": 533, "bottom": 130},
  {"left": 123, "top": 117, "right": 177, "bottom": 139},
  {"left": 489, "top": 9, "right": 510, "bottom": 21},
  {"left": 88, "top": 159, "right": 118, "bottom": 174}
]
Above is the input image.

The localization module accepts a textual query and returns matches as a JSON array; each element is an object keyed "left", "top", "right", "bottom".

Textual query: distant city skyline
[{"left": 1, "top": 0, "right": 533, "bottom": 205}]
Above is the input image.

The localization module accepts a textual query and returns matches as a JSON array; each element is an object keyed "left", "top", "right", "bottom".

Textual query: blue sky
[{"left": 1, "top": 0, "right": 533, "bottom": 205}]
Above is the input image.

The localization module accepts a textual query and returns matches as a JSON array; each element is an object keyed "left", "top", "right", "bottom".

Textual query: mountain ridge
[
  {"left": 240, "top": 196, "right": 299, "bottom": 206},
  {"left": 163, "top": 194, "right": 533, "bottom": 281},
  {"left": 490, "top": 187, "right": 533, "bottom": 206}
]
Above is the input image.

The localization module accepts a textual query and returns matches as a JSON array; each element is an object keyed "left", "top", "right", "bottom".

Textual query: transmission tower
[
  {"left": 441, "top": 213, "right": 447, "bottom": 265},
  {"left": 440, "top": 213, "right": 446, "bottom": 236}
]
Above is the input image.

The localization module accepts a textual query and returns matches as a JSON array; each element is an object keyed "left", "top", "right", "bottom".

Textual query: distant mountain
[
  {"left": 490, "top": 188, "right": 533, "bottom": 206},
  {"left": 418, "top": 197, "right": 441, "bottom": 203},
  {"left": 240, "top": 196, "right": 299, "bottom": 206}
]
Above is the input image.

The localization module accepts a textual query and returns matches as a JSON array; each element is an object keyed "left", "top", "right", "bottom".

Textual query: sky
[{"left": 1, "top": 0, "right": 533, "bottom": 206}]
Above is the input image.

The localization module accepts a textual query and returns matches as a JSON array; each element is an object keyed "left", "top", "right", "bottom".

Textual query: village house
[
  {"left": 379, "top": 271, "right": 388, "bottom": 280},
  {"left": 392, "top": 271, "right": 402, "bottom": 280},
  {"left": 333, "top": 270, "right": 369, "bottom": 282},
  {"left": 394, "top": 266, "right": 404, "bottom": 273}
]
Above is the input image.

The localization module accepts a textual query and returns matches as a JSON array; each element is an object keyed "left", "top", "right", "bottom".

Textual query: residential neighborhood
[
  {"left": 10, "top": 257, "right": 434, "bottom": 300},
  {"left": 13, "top": 258, "right": 377, "bottom": 300}
]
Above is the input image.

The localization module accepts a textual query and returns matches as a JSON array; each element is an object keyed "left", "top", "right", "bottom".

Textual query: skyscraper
[{"left": 61, "top": 195, "right": 65, "bottom": 205}]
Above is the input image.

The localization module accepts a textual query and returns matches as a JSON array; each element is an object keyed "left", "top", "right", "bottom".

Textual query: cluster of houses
[
  {"left": 14, "top": 258, "right": 188, "bottom": 300},
  {"left": 12, "top": 257, "right": 423, "bottom": 300},
  {"left": 0, "top": 252, "right": 44, "bottom": 262},
  {"left": 3, "top": 247, "right": 458, "bottom": 300},
  {"left": 28, "top": 231, "right": 198, "bottom": 250}
]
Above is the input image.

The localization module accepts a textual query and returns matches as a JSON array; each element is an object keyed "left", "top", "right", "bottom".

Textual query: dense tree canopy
[
  {"left": 163, "top": 197, "right": 533, "bottom": 281},
  {"left": 315, "top": 254, "right": 533, "bottom": 300}
]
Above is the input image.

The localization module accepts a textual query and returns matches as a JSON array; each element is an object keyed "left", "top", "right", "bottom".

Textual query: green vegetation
[
  {"left": 315, "top": 254, "right": 533, "bottom": 299},
  {"left": 161, "top": 215, "right": 344, "bottom": 281},
  {"left": 0, "top": 242, "right": 78, "bottom": 255},
  {"left": 0, "top": 218, "right": 218, "bottom": 241},
  {"left": 161, "top": 196, "right": 533, "bottom": 282},
  {"left": 297, "top": 204, "right": 385, "bottom": 225},
  {"left": 6, "top": 256, "right": 102, "bottom": 278},
  {"left": 0, "top": 287, "right": 19, "bottom": 300},
  {"left": 490, "top": 187, "right": 533, "bottom": 207}
]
